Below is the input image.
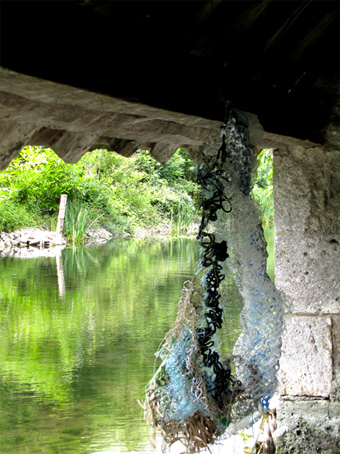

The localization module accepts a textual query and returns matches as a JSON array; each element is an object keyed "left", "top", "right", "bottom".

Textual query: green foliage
[
  {"left": 1, "top": 145, "right": 275, "bottom": 235},
  {"left": 0, "top": 146, "right": 201, "bottom": 235},
  {"left": 0, "top": 199, "right": 39, "bottom": 232},
  {"left": 1, "top": 147, "right": 86, "bottom": 212},
  {"left": 72, "top": 147, "right": 201, "bottom": 233},
  {"left": 252, "top": 149, "right": 274, "bottom": 227},
  {"left": 170, "top": 200, "right": 196, "bottom": 237},
  {"left": 160, "top": 149, "right": 197, "bottom": 183},
  {"left": 63, "top": 201, "right": 103, "bottom": 245}
]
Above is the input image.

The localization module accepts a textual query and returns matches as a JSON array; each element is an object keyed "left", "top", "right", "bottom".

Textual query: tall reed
[
  {"left": 63, "top": 201, "right": 102, "bottom": 245},
  {"left": 170, "top": 201, "right": 196, "bottom": 237}
]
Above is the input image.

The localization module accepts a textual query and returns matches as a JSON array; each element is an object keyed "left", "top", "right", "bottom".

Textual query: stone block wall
[{"left": 273, "top": 145, "right": 340, "bottom": 453}]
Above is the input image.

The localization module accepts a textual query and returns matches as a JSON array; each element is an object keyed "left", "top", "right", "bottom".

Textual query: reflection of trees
[
  {"left": 0, "top": 240, "right": 198, "bottom": 398},
  {"left": 0, "top": 239, "right": 199, "bottom": 452},
  {"left": 0, "top": 235, "right": 275, "bottom": 453}
]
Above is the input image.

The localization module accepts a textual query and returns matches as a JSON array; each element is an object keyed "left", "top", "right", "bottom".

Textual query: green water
[{"left": 0, "top": 233, "right": 274, "bottom": 454}]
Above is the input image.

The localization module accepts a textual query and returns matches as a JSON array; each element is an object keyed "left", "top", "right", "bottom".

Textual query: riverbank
[
  {"left": 0, "top": 223, "right": 200, "bottom": 258},
  {"left": 0, "top": 229, "right": 66, "bottom": 249},
  {"left": 0, "top": 227, "right": 114, "bottom": 257}
]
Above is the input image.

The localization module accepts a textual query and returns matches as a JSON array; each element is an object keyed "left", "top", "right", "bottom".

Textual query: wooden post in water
[
  {"left": 56, "top": 194, "right": 67, "bottom": 235},
  {"left": 56, "top": 248, "right": 66, "bottom": 298}
]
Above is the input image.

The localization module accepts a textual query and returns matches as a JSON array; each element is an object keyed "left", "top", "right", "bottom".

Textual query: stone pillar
[{"left": 273, "top": 144, "right": 340, "bottom": 453}]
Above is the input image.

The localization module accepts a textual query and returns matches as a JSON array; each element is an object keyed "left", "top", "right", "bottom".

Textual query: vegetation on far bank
[
  {"left": 251, "top": 148, "right": 274, "bottom": 227},
  {"left": 0, "top": 146, "right": 273, "bottom": 242},
  {"left": 0, "top": 147, "right": 200, "bottom": 241}
]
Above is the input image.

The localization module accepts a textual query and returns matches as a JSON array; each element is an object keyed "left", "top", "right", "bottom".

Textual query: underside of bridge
[
  {"left": 0, "top": 1, "right": 339, "bottom": 453},
  {"left": 0, "top": 0, "right": 339, "bottom": 168}
]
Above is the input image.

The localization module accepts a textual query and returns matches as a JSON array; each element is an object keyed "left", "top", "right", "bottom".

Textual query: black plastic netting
[{"left": 142, "top": 110, "right": 284, "bottom": 453}]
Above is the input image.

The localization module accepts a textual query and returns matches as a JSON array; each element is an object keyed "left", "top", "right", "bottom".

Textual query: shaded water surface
[{"left": 0, "top": 234, "right": 273, "bottom": 453}]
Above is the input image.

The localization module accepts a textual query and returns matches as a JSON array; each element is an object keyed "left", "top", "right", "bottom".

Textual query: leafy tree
[
  {"left": 252, "top": 149, "right": 274, "bottom": 226},
  {"left": 0, "top": 145, "right": 274, "bottom": 235},
  {"left": 0, "top": 146, "right": 201, "bottom": 236},
  {"left": 1, "top": 147, "right": 86, "bottom": 212}
]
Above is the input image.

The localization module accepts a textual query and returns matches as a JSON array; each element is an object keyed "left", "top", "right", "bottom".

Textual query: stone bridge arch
[{"left": 0, "top": 67, "right": 319, "bottom": 170}]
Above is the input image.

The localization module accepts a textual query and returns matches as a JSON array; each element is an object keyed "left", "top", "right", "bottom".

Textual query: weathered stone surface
[
  {"left": 150, "top": 141, "right": 185, "bottom": 165},
  {"left": 279, "top": 316, "right": 332, "bottom": 397},
  {"left": 274, "top": 146, "right": 340, "bottom": 236},
  {"left": 0, "top": 67, "right": 320, "bottom": 169},
  {"left": 274, "top": 399, "right": 340, "bottom": 454},
  {"left": 260, "top": 132, "right": 318, "bottom": 151},
  {"left": 273, "top": 140, "right": 340, "bottom": 452},
  {"left": 0, "top": 120, "right": 38, "bottom": 168},
  {"left": 331, "top": 315, "right": 340, "bottom": 400},
  {"left": 275, "top": 235, "right": 340, "bottom": 314},
  {"left": 329, "top": 401, "right": 340, "bottom": 418},
  {"left": 0, "top": 67, "right": 217, "bottom": 168}
]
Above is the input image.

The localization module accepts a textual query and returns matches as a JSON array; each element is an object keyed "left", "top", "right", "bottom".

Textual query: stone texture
[
  {"left": 279, "top": 316, "right": 333, "bottom": 397},
  {"left": 331, "top": 315, "right": 340, "bottom": 400},
  {"left": 274, "top": 146, "right": 340, "bottom": 237},
  {"left": 274, "top": 399, "right": 340, "bottom": 454},
  {"left": 0, "top": 67, "right": 216, "bottom": 169},
  {"left": 273, "top": 140, "right": 340, "bottom": 452},
  {"left": 275, "top": 236, "right": 340, "bottom": 314},
  {"left": 0, "top": 67, "right": 319, "bottom": 169}
]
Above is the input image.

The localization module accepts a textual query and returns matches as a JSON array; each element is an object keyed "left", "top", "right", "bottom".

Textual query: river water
[{"left": 0, "top": 233, "right": 274, "bottom": 454}]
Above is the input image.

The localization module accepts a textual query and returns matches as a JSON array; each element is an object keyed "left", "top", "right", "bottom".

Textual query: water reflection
[
  {"left": 0, "top": 239, "right": 200, "bottom": 453},
  {"left": 0, "top": 232, "right": 274, "bottom": 454}
]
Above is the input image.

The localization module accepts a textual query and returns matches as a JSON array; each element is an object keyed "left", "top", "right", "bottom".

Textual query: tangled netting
[{"left": 143, "top": 110, "right": 283, "bottom": 452}]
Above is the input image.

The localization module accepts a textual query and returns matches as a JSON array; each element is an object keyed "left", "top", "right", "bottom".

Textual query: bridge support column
[{"left": 273, "top": 144, "right": 340, "bottom": 453}]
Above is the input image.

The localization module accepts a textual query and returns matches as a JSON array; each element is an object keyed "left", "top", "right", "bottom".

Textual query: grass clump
[{"left": 63, "top": 202, "right": 103, "bottom": 245}]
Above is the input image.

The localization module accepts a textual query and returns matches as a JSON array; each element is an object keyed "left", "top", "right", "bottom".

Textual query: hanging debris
[{"left": 142, "top": 109, "right": 283, "bottom": 452}]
